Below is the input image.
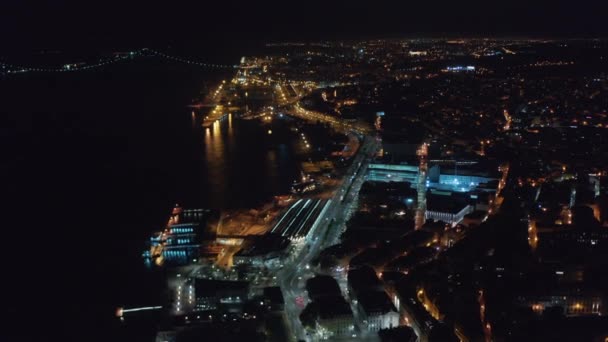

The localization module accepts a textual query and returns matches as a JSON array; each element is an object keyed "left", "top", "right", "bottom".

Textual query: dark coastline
[{"left": 0, "top": 52, "right": 299, "bottom": 341}]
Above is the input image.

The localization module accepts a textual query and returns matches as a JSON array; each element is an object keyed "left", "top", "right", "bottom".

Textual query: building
[
  {"left": 155, "top": 330, "right": 177, "bottom": 342},
  {"left": 233, "top": 235, "right": 289, "bottom": 267},
  {"left": 315, "top": 296, "right": 356, "bottom": 338},
  {"left": 367, "top": 159, "right": 498, "bottom": 195},
  {"left": 357, "top": 290, "right": 400, "bottom": 332},
  {"left": 536, "top": 223, "right": 608, "bottom": 251},
  {"left": 461, "top": 210, "right": 486, "bottom": 227},
  {"left": 263, "top": 286, "right": 285, "bottom": 312},
  {"left": 306, "top": 275, "right": 343, "bottom": 301},
  {"left": 385, "top": 247, "right": 438, "bottom": 273},
  {"left": 428, "top": 163, "right": 499, "bottom": 193},
  {"left": 144, "top": 206, "right": 214, "bottom": 267},
  {"left": 348, "top": 266, "right": 400, "bottom": 332},
  {"left": 425, "top": 194, "right": 474, "bottom": 227},
  {"left": 194, "top": 279, "right": 249, "bottom": 312},
  {"left": 535, "top": 206, "right": 608, "bottom": 260},
  {"left": 348, "top": 266, "right": 384, "bottom": 299},
  {"left": 367, "top": 163, "right": 419, "bottom": 183},
  {"left": 378, "top": 326, "right": 417, "bottom": 342},
  {"left": 517, "top": 290, "right": 605, "bottom": 317},
  {"left": 391, "top": 283, "right": 457, "bottom": 342},
  {"left": 300, "top": 275, "right": 356, "bottom": 338},
  {"left": 511, "top": 316, "right": 608, "bottom": 341}
]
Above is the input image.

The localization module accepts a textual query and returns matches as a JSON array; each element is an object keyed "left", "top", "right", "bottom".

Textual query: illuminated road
[
  {"left": 275, "top": 83, "right": 305, "bottom": 106},
  {"left": 277, "top": 136, "right": 379, "bottom": 341},
  {"left": 284, "top": 102, "right": 372, "bottom": 135},
  {"left": 483, "top": 162, "right": 510, "bottom": 221}
]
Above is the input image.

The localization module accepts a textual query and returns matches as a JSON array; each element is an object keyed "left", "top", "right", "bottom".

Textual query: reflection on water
[
  {"left": 266, "top": 149, "right": 278, "bottom": 185},
  {"left": 204, "top": 120, "right": 227, "bottom": 202},
  {"left": 228, "top": 112, "right": 233, "bottom": 134},
  {"left": 199, "top": 114, "right": 298, "bottom": 209}
]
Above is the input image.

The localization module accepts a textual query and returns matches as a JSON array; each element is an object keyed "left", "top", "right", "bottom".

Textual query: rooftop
[
  {"left": 358, "top": 290, "right": 397, "bottom": 315},
  {"left": 378, "top": 326, "right": 416, "bottom": 342},
  {"left": 263, "top": 286, "right": 284, "bottom": 305},
  {"left": 348, "top": 266, "right": 383, "bottom": 294},
  {"left": 317, "top": 296, "right": 354, "bottom": 320},
  {"left": 306, "top": 275, "right": 342, "bottom": 300},
  {"left": 234, "top": 234, "right": 290, "bottom": 257},
  {"left": 427, "top": 194, "right": 470, "bottom": 214},
  {"left": 194, "top": 279, "right": 249, "bottom": 297}
]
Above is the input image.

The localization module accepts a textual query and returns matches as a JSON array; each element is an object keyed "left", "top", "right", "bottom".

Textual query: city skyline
[
  {"left": 2, "top": 3, "right": 608, "bottom": 342},
  {"left": 3, "top": 1, "right": 608, "bottom": 49}
]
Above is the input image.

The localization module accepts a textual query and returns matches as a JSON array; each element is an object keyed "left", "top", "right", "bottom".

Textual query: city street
[{"left": 277, "top": 136, "right": 378, "bottom": 341}]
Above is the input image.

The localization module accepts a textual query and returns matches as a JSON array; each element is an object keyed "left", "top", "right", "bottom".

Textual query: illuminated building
[
  {"left": 425, "top": 194, "right": 474, "bottom": 227},
  {"left": 444, "top": 66, "right": 475, "bottom": 72},
  {"left": 303, "top": 276, "right": 356, "bottom": 338},
  {"left": 348, "top": 266, "right": 400, "bottom": 332},
  {"left": 367, "top": 163, "right": 419, "bottom": 183},
  {"left": 518, "top": 293, "right": 604, "bottom": 317},
  {"left": 367, "top": 161, "right": 498, "bottom": 195},
  {"left": 315, "top": 296, "right": 356, "bottom": 338},
  {"left": 194, "top": 279, "right": 250, "bottom": 312},
  {"left": 358, "top": 290, "right": 400, "bottom": 332}
]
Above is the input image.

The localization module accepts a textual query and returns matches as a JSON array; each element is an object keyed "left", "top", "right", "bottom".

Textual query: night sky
[{"left": 3, "top": 0, "right": 607, "bottom": 49}]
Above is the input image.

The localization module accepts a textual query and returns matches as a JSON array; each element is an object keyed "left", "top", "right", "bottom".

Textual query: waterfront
[
  {"left": 195, "top": 114, "right": 300, "bottom": 209},
  {"left": 0, "top": 56, "right": 303, "bottom": 341},
  {"left": 4, "top": 2, "right": 608, "bottom": 340}
]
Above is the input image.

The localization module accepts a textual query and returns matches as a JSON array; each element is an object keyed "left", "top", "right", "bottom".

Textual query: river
[{"left": 0, "top": 54, "right": 301, "bottom": 341}]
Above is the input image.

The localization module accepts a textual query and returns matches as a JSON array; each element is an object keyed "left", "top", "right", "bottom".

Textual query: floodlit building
[
  {"left": 348, "top": 266, "right": 400, "bottom": 332},
  {"left": 517, "top": 291, "right": 605, "bottom": 317},
  {"left": 144, "top": 206, "right": 214, "bottom": 267},
  {"left": 316, "top": 296, "right": 356, "bottom": 338},
  {"left": 194, "top": 279, "right": 249, "bottom": 312},
  {"left": 367, "top": 163, "right": 419, "bottom": 183},
  {"left": 358, "top": 290, "right": 400, "bottom": 332},
  {"left": 425, "top": 194, "right": 474, "bottom": 227}
]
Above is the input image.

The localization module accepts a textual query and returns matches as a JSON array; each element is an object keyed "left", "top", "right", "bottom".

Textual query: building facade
[{"left": 425, "top": 204, "right": 474, "bottom": 227}]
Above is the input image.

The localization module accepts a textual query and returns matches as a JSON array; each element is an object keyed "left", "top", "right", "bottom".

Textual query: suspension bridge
[{"left": 0, "top": 48, "right": 238, "bottom": 75}]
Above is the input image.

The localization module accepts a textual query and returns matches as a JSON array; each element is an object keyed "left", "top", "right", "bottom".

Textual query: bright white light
[{"left": 121, "top": 306, "right": 163, "bottom": 313}]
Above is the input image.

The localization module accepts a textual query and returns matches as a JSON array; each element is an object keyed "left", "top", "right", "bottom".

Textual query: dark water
[
  {"left": 197, "top": 115, "right": 300, "bottom": 209},
  {"left": 1, "top": 56, "right": 298, "bottom": 341}
]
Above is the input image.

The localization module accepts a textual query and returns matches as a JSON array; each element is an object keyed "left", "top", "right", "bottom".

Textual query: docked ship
[{"left": 143, "top": 205, "right": 213, "bottom": 267}]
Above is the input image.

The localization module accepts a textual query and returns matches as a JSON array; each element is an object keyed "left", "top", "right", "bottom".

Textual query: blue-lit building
[
  {"left": 444, "top": 65, "right": 475, "bottom": 72},
  {"left": 144, "top": 206, "right": 213, "bottom": 267},
  {"left": 367, "top": 163, "right": 419, "bottom": 183},
  {"left": 428, "top": 163, "right": 499, "bottom": 193},
  {"left": 366, "top": 161, "right": 499, "bottom": 194},
  {"left": 162, "top": 222, "right": 201, "bottom": 264},
  {"left": 366, "top": 155, "right": 498, "bottom": 226}
]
